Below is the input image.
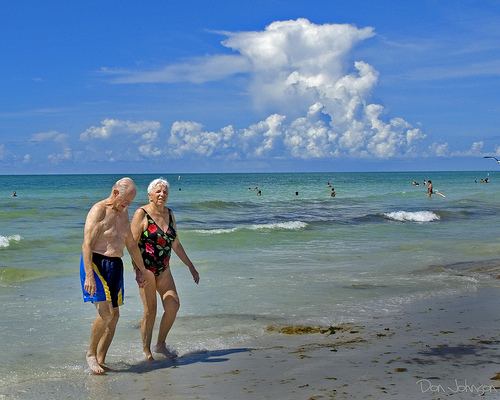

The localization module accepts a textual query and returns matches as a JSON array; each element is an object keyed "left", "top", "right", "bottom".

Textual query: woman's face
[{"left": 149, "top": 184, "right": 168, "bottom": 205}]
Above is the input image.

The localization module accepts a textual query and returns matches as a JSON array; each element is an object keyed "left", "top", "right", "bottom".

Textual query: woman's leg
[
  {"left": 139, "top": 269, "right": 158, "bottom": 360},
  {"left": 154, "top": 268, "right": 180, "bottom": 356}
]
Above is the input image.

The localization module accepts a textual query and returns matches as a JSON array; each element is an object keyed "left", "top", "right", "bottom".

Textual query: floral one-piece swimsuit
[{"left": 138, "top": 207, "right": 177, "bottom": 276}]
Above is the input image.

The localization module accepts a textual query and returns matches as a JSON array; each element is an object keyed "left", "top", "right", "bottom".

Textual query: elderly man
[{"left": 80, "top": 177, "right": 147, "bottom": 374}]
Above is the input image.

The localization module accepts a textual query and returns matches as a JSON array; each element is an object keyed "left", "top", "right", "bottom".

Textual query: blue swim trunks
[{"left": 80, "top": 252, "right": 124, "bottom": 307}]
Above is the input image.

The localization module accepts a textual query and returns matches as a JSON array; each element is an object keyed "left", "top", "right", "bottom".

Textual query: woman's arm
[{"left": 170, "top": 211, "right": 200, "bottom": 284}]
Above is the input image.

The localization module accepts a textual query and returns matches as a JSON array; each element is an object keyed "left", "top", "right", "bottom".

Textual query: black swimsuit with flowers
[{"left": 138, "top": 208, "right": 177, "bottom": 276}]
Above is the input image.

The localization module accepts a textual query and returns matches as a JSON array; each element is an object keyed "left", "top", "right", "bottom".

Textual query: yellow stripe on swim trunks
[
  {"left": 117, "top": 288, "right": 123, "bottom": 306},
  {"left": 92, "top": 262, "right": 111, "bottom": 302}
]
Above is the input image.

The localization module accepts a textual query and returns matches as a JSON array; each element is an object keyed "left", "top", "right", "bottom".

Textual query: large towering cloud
[{"left": 165, "top": 19, "right": 425, "bottom": 159}]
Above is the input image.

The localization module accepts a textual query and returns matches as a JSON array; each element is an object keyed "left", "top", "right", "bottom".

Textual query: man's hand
[{"left": 84, "top": 274, "right": 97, "bottom": 296}]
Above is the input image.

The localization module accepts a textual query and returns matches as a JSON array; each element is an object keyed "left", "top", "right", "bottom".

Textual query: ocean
[{"left": 1, "top": 171, "right": 499, "bottom": 393}]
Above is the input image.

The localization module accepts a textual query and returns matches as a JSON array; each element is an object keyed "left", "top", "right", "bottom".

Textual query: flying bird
[{"left": 483, "top": 156, "right": 500, "bottom": 164}]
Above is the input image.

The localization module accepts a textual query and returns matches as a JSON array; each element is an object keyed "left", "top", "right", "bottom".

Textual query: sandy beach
[{"left": 3, "top": 284, "right": 499, "bottom": 400}]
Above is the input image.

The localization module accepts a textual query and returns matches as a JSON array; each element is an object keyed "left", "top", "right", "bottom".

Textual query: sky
[{"left": 1, "top": 0, "right": 500, "bottom": 174}]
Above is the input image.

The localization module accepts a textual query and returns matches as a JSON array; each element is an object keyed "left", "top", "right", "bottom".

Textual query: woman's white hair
[{"left": 147, "top": 177, "right": 170, "bottom": 195}]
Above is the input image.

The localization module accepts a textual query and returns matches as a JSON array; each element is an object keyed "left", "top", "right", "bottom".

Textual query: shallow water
[{"left": 0, "top": 171, "right": 499, "bottom": 389}]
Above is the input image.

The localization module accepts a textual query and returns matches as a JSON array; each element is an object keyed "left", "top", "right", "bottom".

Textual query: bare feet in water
[
  {"left": 144, "top": 350, "right": 155, "bottom": 361},
  {"left": 98, "top": 363, "right": 113, "bottom": 371},
  {"left": 96, "top": 357, "right": 113, "bottom": 371},
  {"left": 86, "top": 353, "right": 105, "bottom": 374},
  {"left": 154, "top": 343, "right": 178, "bottom": 358}
]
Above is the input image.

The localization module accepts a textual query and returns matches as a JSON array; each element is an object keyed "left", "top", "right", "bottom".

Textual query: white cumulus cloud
[
  {"left": 30, "top": 131, "right": 73, "bottom": 164},
  {"left": 30, "top": 131, "right": 68, "bottom": 143},
  {"left": 80, "top": 118, "right": 162, "bottom": 158},
  {"left": 168, "top": 121, "right": 234, "bottom": 157},
  {"left": 161, "top": 19, "right": 425, "bottom": 159},
  {"left": 80, "top": 119, "right": 160, "bottom": 141},
  {"left": 429, "top": 142, "right": 450, "bottom": 157}
]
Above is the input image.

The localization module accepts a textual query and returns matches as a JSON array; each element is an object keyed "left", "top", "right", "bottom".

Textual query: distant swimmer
[
  {"left": 257, "top": 189, "right": 262, "bottom": 196},
  {"left": 426, "top": 180, "right": 446, "bottom": 198},
  {"left": 330, "top": 187, "right": 336, "bottom": 197},
  {"left": 411, "top": 181, "right": 419, "bottom": 186},
  {"left": 427, "top": 180, "right": 433, "bottom": 197},
  {"left": 483, "top": 156, "right": 500, "bottom": 164},
  {"left": 295, "top": 191, "right": 299, "bottom": 196},
  {"left": 11, "top": 191, "right": 17, "bottom": 197}
]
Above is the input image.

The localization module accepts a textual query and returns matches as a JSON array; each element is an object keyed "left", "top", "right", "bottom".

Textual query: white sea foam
[
  {"left": 0, "top": 234, "right": 22, "bottom": 248},
  {"left": 193, "top": 221, "right": 308, "bottom": 235},
  {"left": 193, "top": 228, "right": 238, "bottom": 235},
  {"left": 248, "top": 221, "right": 308, "bottom": 230},
  {"left": 384, "top": 211, "right": 440, "bottom": 223}
]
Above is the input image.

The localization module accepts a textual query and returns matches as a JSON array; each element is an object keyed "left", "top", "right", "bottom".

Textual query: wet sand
[{"left": 3, "top": 286, "right": 500, "bottom": 399}]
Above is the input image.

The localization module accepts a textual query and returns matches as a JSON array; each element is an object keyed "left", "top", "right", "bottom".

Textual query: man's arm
[{"left": 81, "top": 203, "right": 105, "bottom": 295}]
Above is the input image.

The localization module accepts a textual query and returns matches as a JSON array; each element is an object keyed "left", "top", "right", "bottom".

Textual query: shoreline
[{"left": 3, "top": 285, "right": 500, "bottom": 399}]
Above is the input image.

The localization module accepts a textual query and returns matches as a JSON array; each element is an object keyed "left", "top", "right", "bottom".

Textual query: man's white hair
[
  {"left": 113, "top": 177, "right": 136, "bottom": 195},
  {"left": 147, "top": 177, "right": 170, "bottom": 194}
]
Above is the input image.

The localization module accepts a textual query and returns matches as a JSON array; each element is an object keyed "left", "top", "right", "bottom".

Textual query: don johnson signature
[{"left": 417, "top": 379, "right": 498, "bottom": 395}]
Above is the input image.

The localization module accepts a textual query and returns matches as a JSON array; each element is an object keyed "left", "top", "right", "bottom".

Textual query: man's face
[{"left": 114, "top": 188, "right": 136, "bottom": 210}]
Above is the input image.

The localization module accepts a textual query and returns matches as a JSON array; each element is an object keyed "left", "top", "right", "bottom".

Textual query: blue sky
[{"left": 1, "top": 0, "right": 500, "bottom": 173}]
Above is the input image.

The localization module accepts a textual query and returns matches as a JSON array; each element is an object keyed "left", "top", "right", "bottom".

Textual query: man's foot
[
  {"left": 153, "top": 343, "right": 178, "bottom": 358},
  {"left": 86, "top": 354, "right": 105, "bottom": 375}
]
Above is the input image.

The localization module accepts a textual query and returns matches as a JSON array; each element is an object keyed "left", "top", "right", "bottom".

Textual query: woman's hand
[
  {"left": 189, "top": 266, "right": 200, "bottom": 284},
  {"left": 135, "top": 269, "right": 147, "bottom": 288}
]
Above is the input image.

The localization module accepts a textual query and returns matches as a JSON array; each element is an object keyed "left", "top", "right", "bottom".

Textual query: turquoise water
[{"left": 0, "top": 172, "right": 499, "bottom": 389}]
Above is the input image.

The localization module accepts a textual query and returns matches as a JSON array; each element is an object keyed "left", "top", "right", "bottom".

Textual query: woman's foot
[{"left": 154, "top": 343, "right": 178, "bottom": 358}]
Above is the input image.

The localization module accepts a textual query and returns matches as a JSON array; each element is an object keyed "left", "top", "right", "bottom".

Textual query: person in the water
[
  {"left": 80, "top": 177, "right": 147, "bottom": 375},
  {"left": 131, "top": 178, "right": 200, "bottom": 361}
]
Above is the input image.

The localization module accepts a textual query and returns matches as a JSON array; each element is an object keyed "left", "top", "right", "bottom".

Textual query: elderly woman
[{"left": 131, "top": 177, "right": 200, "bottom": 360}]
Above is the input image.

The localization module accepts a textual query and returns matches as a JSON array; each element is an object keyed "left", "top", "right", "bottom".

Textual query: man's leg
[
  {"left": 86, "top": 301, "right": 113, "bottom": 374},
  {"left": 96, "top": 306, "right": 120, "bottom": 367}
]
